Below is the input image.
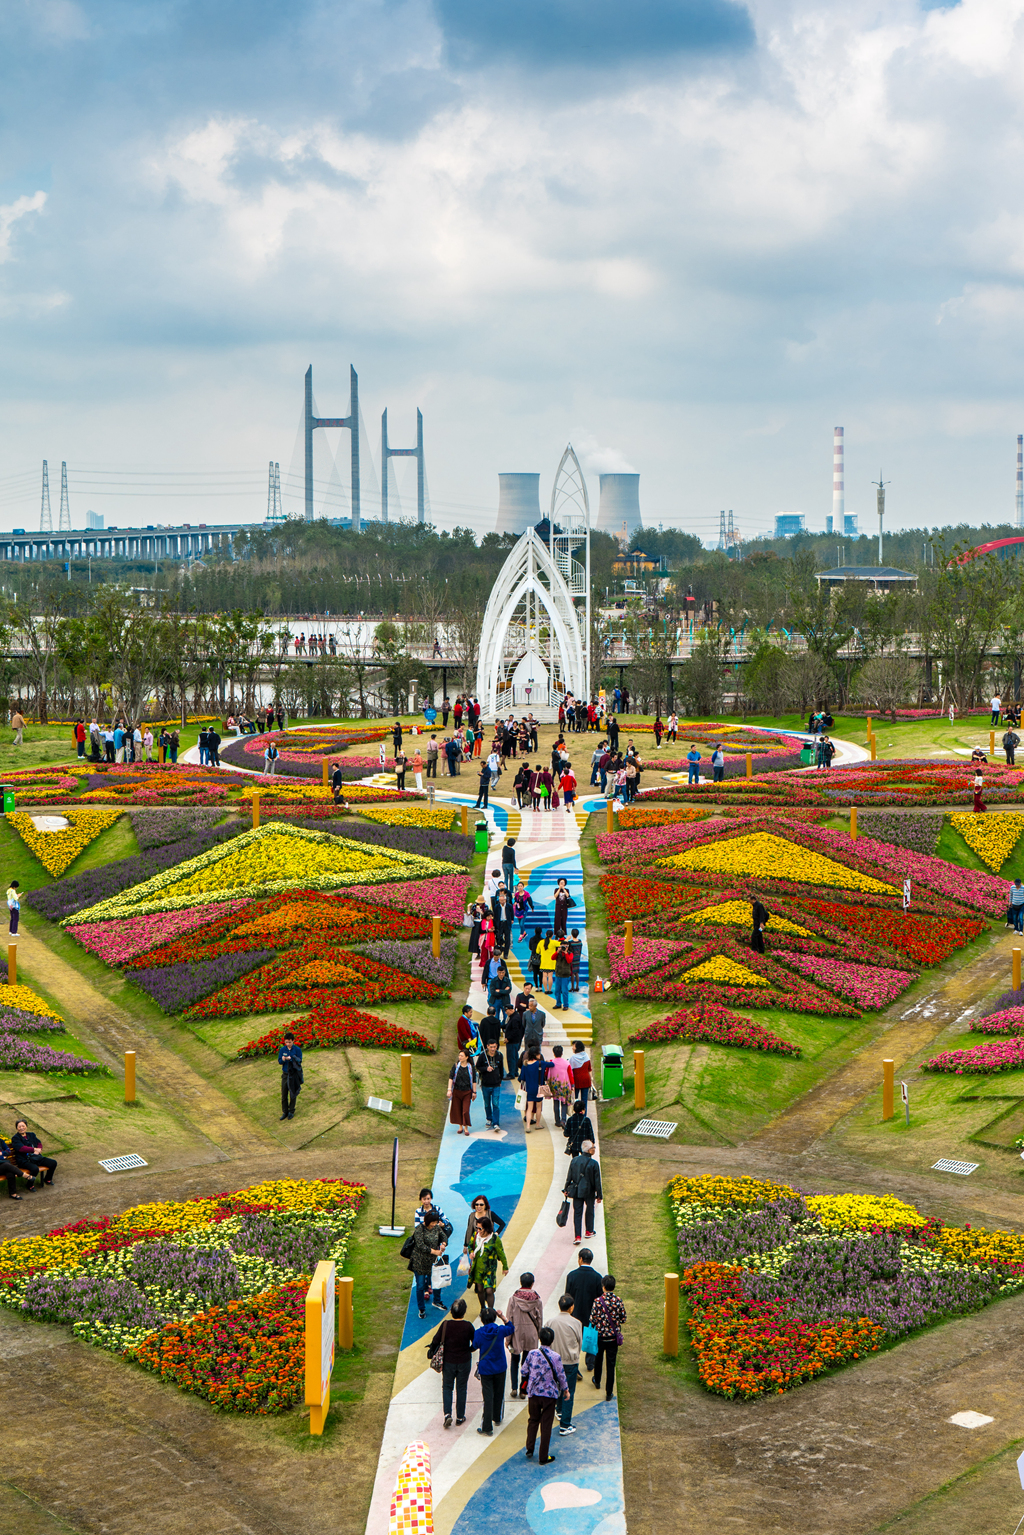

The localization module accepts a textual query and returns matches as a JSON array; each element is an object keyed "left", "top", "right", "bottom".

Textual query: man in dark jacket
[
  {"left": 563, "top": 1101, "right": 594, "bottom": 1158},
  {"left": 565, "top": 1247, "right": 604, "bottom": 1370},
  {"left": 207, "top": 727, "right": 221, "bottom": 767},
  {"left": 476, "top": 1040, "right": 505, "bottom": 1131},
  {"left": 523, "top": 997, "right": 546, "bottom": 1053},
  {"left": 1003, "top": 727, "right": 1020, "bottom": 766},
  {"left": 563, "top": 1141, "right": 602, "bottom": 1243},
  {"left": 478, "top": 1010, "right": 502, "bottom": 1049},
  {"left": 475, "top": 758, "right": 490, "bottom": 808},
  {"left": 503, "top": 1007, "right": 524, "bottom": 1081},
  {"left": 277, "top": 1031, "right": 303, "bottom": 1120}
]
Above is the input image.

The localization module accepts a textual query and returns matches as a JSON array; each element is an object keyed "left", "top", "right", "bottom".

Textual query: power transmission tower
[
  {"left": 717, "top": 509, "right": 727, "bottom": 550},
  {"left": 266, "top": 461, "right": 285, "bottom": 524},
  {"left": 59, "top": 461, "right": 71, "bottom": 531},
  {"left": 40, "top": 461, "right": 52, "bottom": 532}
]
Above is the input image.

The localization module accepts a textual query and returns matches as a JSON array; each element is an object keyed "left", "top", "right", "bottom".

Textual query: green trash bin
[
  {"left": 602, "top": 1044, "right": 624, "bottom": 1099},
  {"left": 799, "top": 745, "right": 813, "bottom": 766},
  {"left": 474, "top": 818, "right": 489, "bottom": 854},
  {"left": 1, "top": 785, "right": 14, "bottom": 814}
]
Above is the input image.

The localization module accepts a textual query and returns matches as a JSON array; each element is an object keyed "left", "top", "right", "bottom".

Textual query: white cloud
[{"left": 0, "top": 192, "right": 46, "bottom": 263}]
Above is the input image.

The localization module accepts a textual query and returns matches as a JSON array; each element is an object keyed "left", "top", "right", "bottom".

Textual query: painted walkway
[{"left": 365, "top": 797, "right": 625, "bottom": 1535}]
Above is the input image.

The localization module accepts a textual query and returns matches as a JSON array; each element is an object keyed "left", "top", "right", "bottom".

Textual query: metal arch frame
[
  {"left": 549, "top": 444, "right": 591, "bottom": 702},
  {"left": 475, "top": 529, "right": 586, "bottom": 717}
]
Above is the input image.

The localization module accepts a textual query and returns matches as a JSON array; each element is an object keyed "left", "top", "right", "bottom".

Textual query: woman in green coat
[{"left": 468, "top": 1214, "right": 508, "bottom": 1314}]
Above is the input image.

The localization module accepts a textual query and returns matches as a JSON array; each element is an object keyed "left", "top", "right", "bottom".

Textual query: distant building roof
[{"left": 816, "top": 564, "right": 917, "bottom": 588}]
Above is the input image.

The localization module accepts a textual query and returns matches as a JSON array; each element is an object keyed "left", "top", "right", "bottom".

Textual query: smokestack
[
  {"left": 833, "top": 427, "right": 844, "bottom": 533},
  {"left": 596, "top": 474, "right": 641, "bottom": 540},
  {"left": 495, "top": 473, "right": 541, "bottom": 536},
  {"left": 1017, "top": 435, "right": 1022, "bottom": 529}
]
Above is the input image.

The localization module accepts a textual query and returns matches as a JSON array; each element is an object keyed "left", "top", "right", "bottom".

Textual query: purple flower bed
[
  {"left": 813, "top": 827, "right": 1010, "bottom": 916},
  {"left": 22, "top": 1273, "right": 166, "bottom": 1331},
  {"left": 127, "top": 950, "right": 274, "bottom": 1013},
  {"left": 130, "top": 1242, "right": 242, "bottom": 1308},
  {"left": 0, "top": 1004, "right": 65, "bottom": 1034},
  {"left": 129, "top": 808, "right": 235, "bottom": 849},
  {"left": 220, "top": 736, "right": 375, "bottom": 780},
  {"left": 355, "top": 937, "right": 458, "bottom": 987},
  {"left": 0, "top": 1036, "right": 105, "bottom": 1072},
  {"left": 266, "top": 814, "right": 473, "bottom": 866},
  {"left": 27, "top": 825, "right": 243, "bottom": 923},
  {"left": 980, "top": 986, "right": 1024, "bottom": 1018},
  {"left": 859, "top": 812, "right": 944, "bottom": 856},
  {"left": 678, "top": 1198, "right": 810, "bottom": 1265},
  {"left": 229, "top": 1214, "right": 336, "bottom": 1269}
]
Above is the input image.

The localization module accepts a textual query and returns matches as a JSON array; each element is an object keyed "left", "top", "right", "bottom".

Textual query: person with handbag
[
  {"left": 409, "top": 1210, "right": 448, "bottom": 1319},
  {"left": 569, "top": 1042, "right": 593, "bottom": 1112},
  {"left": 549, "top": 1293, "right": 583, "bottom": 1435},
  {"left": 468, "top": 1214, "right": 508, "bottom": 1315},
  {"left": 448, "top": 1049, "right": 477, "bottom": 1135},
  {"left": 426, "top": 1297, "right": 476, "bottom": 1428},
  {"left": 507, "top": 1271, "right": 544, "bottom": 1399},
  {"left": 472, "top": 1305, "right": 515, "bottom": 1436},
  {"left": 563, "top": 1101, "right": 595, "bottom": 1157},
  {"left": 462, "top": 1196, "right": 506, "bottom": 1260},
  {"left": 502, "top": 1005, "right": 525, "bottom": 1082},
  {"left": 546, "top": 1045, "right": 574, "bottom": 1127},
  {"left": 520, "top": 1326, "right": 570, "bottom": 1466},
  {"left": 277, "top": 1031, "right": 303, "bottom": 1120},
  {"left": 589, "top": 1274, "right": 627, "bottom": 1401},
  {"left": 519, "top": 1046, "right": 549, "bottom": 1133},
  {"left": 564, "top": 1141, "right": 602, "bottom": 1244},
  {"left": 552, "top": 944, "right": 574, "bottom": 1011}
]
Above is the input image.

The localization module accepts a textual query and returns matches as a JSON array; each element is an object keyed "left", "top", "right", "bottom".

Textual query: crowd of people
[{"left": 69, "top": 718, "right": 184, "bottom": 764}]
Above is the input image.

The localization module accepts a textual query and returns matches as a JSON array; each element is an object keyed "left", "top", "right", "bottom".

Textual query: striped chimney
[{"left": 833, "top": 427, "right": 844, "bottom": 531}]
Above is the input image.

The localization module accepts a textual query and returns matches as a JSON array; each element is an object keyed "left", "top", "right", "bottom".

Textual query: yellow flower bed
[
  {"left": 680, "top": 955, "right": 768, "bottom": 986},
  {"left": 661, "top": 832, "right": 898, "bottom": 894},
  {"left": 0, "top": 984, "right": 64, "bottom": 1022},
  {"left": 806, "top": 1194, "right": 926, "bottom": 1231},
  {"left": 240, "top": 784, "right": 334, "bottom": 801},
  {"left": 667, "top": 1174, "right": 800, "bottom": 1208},
  {"left": 949, "top": 812, "right": 1024, "bottom": 872},
  {"left": 933, "top": 1224, "right": 1024, "bottom": 1267},
  {"left": 67, "top": 823, "right": 459, "bottom": 924},
  {"left": 359, "top": 806, "right": 457, "bottom": 830},
  {"left": 8, "top": 809, "right": 123, "bottom": 876},
  {"left": 682, "top": 899, "right": 812, "bottom": 936}
]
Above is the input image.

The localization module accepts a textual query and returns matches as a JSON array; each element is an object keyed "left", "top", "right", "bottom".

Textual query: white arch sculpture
[{"left": 475, "top": 528, "right": 586, "bottom": 720}]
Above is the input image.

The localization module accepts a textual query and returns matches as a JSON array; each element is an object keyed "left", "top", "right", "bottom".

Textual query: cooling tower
[
  {"left": 495, "top": 473, "right": 541, "bottom": 535},
  {"left": 597, "top": 474, "right": 641, "bottom": 539}
]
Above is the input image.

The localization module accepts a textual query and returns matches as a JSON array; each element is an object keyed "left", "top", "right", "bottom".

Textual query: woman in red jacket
[{"left": 569, "top": 1042, "right": 593, "bottom": 1112}]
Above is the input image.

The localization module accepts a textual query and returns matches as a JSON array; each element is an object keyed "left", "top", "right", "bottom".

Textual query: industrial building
[
  {"left": 494, "top": 473, "right": 542, "bottom": 536},
  {"left": 596, "top": 473, "right": 641, "bottom": 542},
  {"left": 816, "top": 564, "right": 917, "bottom": 594}
]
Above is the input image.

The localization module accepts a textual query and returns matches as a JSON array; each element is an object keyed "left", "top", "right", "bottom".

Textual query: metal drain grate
[
  {"left": 98, "top": 1154, "right": 148, "bottom": 1173},
  {"left": 931, "top": 1158, "right": 979, "bottom": 1176},
  {"left": 367, "top": 1096, "right": 393, "bottom": 1113},
  {"left": 632, "top": 1119, "right": 678, "bottom": 1140}
]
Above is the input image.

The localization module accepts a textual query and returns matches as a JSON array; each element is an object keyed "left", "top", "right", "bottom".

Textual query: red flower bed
[
  {"left": 801, "top": 900, "right": 984, "bottom": 964},
  {"left": 681, "top": 1262, "right": 884, "bottom": 1399},
  {"left": 185, "top": 945, "right": 447, "bottom": 1019},
  {"left": 238, "top": 1004, "right": 434, "bottom": 1056},
  {"left": 628, "top": 1003, "right": 800, "bottom": 1056},
  {"left": 600, "top": 873, "right": 707, "bottom": 923},
  {"left": 136, "top": 1281, "right": 307, "bottom": 1413}
]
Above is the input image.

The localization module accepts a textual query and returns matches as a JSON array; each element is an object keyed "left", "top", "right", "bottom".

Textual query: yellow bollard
[
  {"left": 461, "top": 806, "right": 469, "bottom": 836},
  {"left": 850, "top": 806, "right": 857, "bottom": 841},
  {"left": 6, "top": 943, "right": 14, "bottom": 987},
  {"left": 882, "top": 1058, "right": 895, "bottom": 1120},
  {"left": 606, "top": 798, "right": 614, "bottom": 834},
  {"left": 252, "top": 794, "right": 260, "bottom": 828},
  {"left": 745, "top": 752, "right": 752, "bottom": 780},
  {"left": 870, "top": 735, "right": 877, "bottom": 761},
  {"left": 664, "top": 1273, "right": 680, "bottom": 1357},
  {"left": 401, "top": 1053, "right": 412, "bottom": 1107},
  {"left": 1014, "top": 948, "right": 1022, "bottom": 992},
  {"left": 624, "top": 919, "right": 634, "bottom": 957},
  {"left": 431, "top": 916, "right": 441, "bottom": 959},
  {"left": 991, "top": 729, "right": 996, "bottom": 756},
  {"left": 338, "top": 1275, "right": 354, "bottom": 1350},
  {"left": 633, "top": 1049, "right": 646, "bottom": 1110},
  {"left": 866, "top": 715, "right": 872, "bottom": 740},
  {"left": 124, "top": 1049, "right": 136, "bottom": 1104},
  {"left": 322, "top": 758, "right": 329, "bottom": 787}
]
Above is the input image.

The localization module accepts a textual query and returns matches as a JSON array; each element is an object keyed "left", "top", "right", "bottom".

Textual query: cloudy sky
[{"left": 1, "top": 0, "right": 1022, "bottom": 543}]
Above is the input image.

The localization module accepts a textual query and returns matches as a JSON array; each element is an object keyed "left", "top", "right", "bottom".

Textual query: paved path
[{"left": 365, "top": 800, "right": 625, "bottom": 1535}]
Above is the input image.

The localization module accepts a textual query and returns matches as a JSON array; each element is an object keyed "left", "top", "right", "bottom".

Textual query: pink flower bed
[
  {"left": 813, "top": 827, "right": 1009, "bottom": 916},
  {"left": 607, "top": 934, "right": 692, "bottom": 984},
  {"left": 773, "top": 951, "right": 915, "bottom": 1008},
  {"left": 346, "top": 874, "right": 472, "bottom": 924},
  {"left": 71, "top": 901, "right": 250, "bottom": 963},
  {"left": 970, "top": 1007, "right": 1024, "bottom": 1035},
  {"left": 597, "top": 819, "right": 718, "bottom": 863},
  {"left": 924, "top": 1038, "right": 1024, "bottom": 1074}
]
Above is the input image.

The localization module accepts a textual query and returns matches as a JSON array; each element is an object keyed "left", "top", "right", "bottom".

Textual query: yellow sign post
[
  {"left": 431, "top": 916, "right": 441, "bottom": 959},
  {"left": 401, "top": 1053, "right": 412, "bottom": 1107},
  {"left": 634, "top": 1049, "right": 646, "bottom": 1110},
  {"left": 461, "top": 806, "right": 469, "bottom": 837},
  {"left": 6, "top": 943, "right": 14, "bottom": 987},
  {"left": 305, "top": 1259, "right": 335, "bottom": 1435},
  {"left": 745, "top": 752, "right": 752, "bottom": 780},
  {"left": 323, "top": 758, "right": 329, "bottom": 787},
  {"left": 624, "top": 919, "right": 634, "bottom": 958},
  {"left": 606, "top": 798, "right": 614, "bottom": 834},
  {"left": 850, "top": 806, "right": 857, "bottom": 841},
  {"left": 1014, "top": 947, "right": 1022, "bottom": 993},
  {"left": 124, "top": 1050, "right": 136, "bottom": 1105},
  {"left": 338, "top": 1274, "right": 354, "bottom": 1350},
  {"left": 252, "top": 794, "right": 260, "bottom": 829},
  {"left": 882, "top": 1058, "right": 895, "bottom": 1121},
  {"left": 663, "top": 1273, "right": 679, "bottom": 1356}
]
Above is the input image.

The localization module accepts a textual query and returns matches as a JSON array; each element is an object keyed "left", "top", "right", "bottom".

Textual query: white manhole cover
[
  {"left": 932, "top": 1158, "right": 979, "bottom": 1175},
  {"left": 632, "top": 1119, "right": 678, "bottom": 1139},
  {"left": 98, "top": 1154, "right": 149, "bottom": 1173},
  {"left": 30, "top": 815, "right": 69, "bottom": 831}
]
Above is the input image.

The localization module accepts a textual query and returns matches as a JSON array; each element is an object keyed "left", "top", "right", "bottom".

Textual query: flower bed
[
  {"left": 624, "top": 937, "right": 858, "bottom": 1016},
  {"left": 800, "top": 899, "right": 985, "bottom": 964},
  {"left": 3, "top": 1177, "right": 365, "bottom": 1412},
  {"left": 923, "top": 1038, "right": 1024, "bottom": 1074},
  {"left": 272, "top": 816, "right": 474, "bottom": 867},
  {"left": 0, "top": 1002, "right": 66, "bottom": 1035},
  {"left": 628, "top": 1003, "right": 800, "bottom": 1055},
  {"left": 772, "top": 952, "right": 915, "bottom": 1008},
  {"left": 71, "top": 902, "right": 251, "bottom": 965},
  {"left": 358, "top": 805, "right": 457, "bottom": 830},
  {"left": 128, "top": 808, "right": 236, "bottom": 849},
  {"left": 616, "top": 807, "right": 713, "bottom": 829},
  {"left": 949, "top": 812, "right": 1024, "bottom": 871},
  {"left": 356, "top": 937, "right": 458, "bottom": 988},
  {"left": 600, "top": 874, "right": 707, "bottom": 924},
  {"left": 970, "top": 1007, "right": 1024, "bottom": 1035},
  {"left": 858, "top": 812, "right": 944, "bottom": 855},
  {"left": 670, "top": 1176, "right": 1024, "bottom": 1399},
  {"left": 7, "top": 809, "right": 124, "bottom": 875},
  {"left": 27, "top": 824, "right": 244, "bottom": 924},
  {"left": 128, "top": 951, "right": 276, "bottom": 1013},
  {"left": 0, "top": 984, "right": 64, "bottom": 1023},
  {"left": 184, "top": 945, "right": 447, "bottom": 1019},
  {"left": 345, "top": 874, "right": 472, "bottom": 924},
  {"left": 606, "top": 934, "right": 692, "bottom": 985},
  {"left": 0, "top": 1037, "right": 106, "bottom": 1073},
  {"left": 659, "top": 831, "right": 899, "bottom": 895},
  {"left": 237, "top": 1004, "right": 434, "bottom": 1056}
]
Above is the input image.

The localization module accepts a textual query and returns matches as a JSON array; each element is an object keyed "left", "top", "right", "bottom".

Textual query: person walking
[
  {"left": 519, "top": 1045, "right": 549, "bottom": 1132},
  {"left": 277, "top": 1030, "right": 303, "bottom": 1119},
  {"left": 447, "top": 1048, "right": 477, "bottom": 1134},
  {"left": 992, "top": 693, "right": 1002, "bottom": 726},
  {"left": 590, "top": 1275, "right": 627, "bottom": 1400},
  {"left": 1004, "top": 726, "right": 1020, "bottom": 766},
  {"left": 473, "top": 1306, "right": 514, "bottom": 1436},
  {"left": 6, "top": 880, "right": 20, "bottom": 937},
  {"left": 563, "top": 1100, "right": 594, "bottom": 1158},
  {"left": 523, "top": 996, "right": 546, "bottom": 1054},
  {"left": 410, "top": 1210, "right": 448, "bottom": 1319},
  {"left": 426, "top": 1297, "right": 476, "bottom": 1428},
  {"left": 488, "top": 959, "right": 512, "bottom": 1023},
  {"left": 711, "top": 743, "right": 725, "bottom": 782},
  {"left": 501, "top": 836, "right": 517, "bottom": 887},
  {"left": 521, "top": 1327, "right": 569, "bottom": 1466},
  {"left": 74, "top": 717, "right": 86, "bottom": 758},
  {"left": 569, "top": 1041, "right": 593, "bottom": 1111},
  {"left": 468, "top": 1216, "right": 508, "bottom": 1316},
  {"left": 492, "top": 890, "right": 513, "bottom": 958},
  {"left": 513, "top": 882, "right": 535, "bottom": 941},
  {"left": 1010, "top": 878, "right": 1024, "bottom": 934},
  {"left": 426, "top": 735, "right": 439, "bottom": 778},
  {"left": 564, "top": 1139, "right": 602, "bottom": 1244},
  {"left": 475, "top": 757, "right": 491, "bottom": 809},
  {"left": 565, "top": 1248, "right": 604, "bottom": 1372},
  {"left": 10, "top": 708, "right": 24, "bottom": 747},
  {"left": 476, "top": 1040, "right": 505, "bottom": 1132},
  {"left": 550, "top": 1293, "right": 583, "bottom": 1435},
  {"left": 507, "top": 1271, "right": 544, "bottom": 1398},
  {"left": 546, "top": 1044, "right": 574, "bottom": 1126},
  {"left": 686, "top": 744, "right": 701, "bottom": 784},
  {"left": 973, "top": 768, "right": 987, "bottom": 813},
  {"left": 461, "top": 1196, "right": 506, "bottom": 1262},
  {"left": 411, "top": 747, "right": 424, "bottom": 791},
  {"left": 552, "top": 942, "right": 573, "bottom": 1012},
  {"left": 394, "top": 748, "right": 408, "bottom": 791},
  {"left": 751, "top": 897, "right": 769, "bottom": 955},
  {"left": 503, "top": 1004, "right": 525, "bottom": 1082},
  {"left": 553, "top": 878, "right": 576, "bottom": 939},
  {"left": 263, "top": 740, "right": 279, "bottom": 775},
  {"left": 537, "top": 930, "right": 559, "bottom": 994}
]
